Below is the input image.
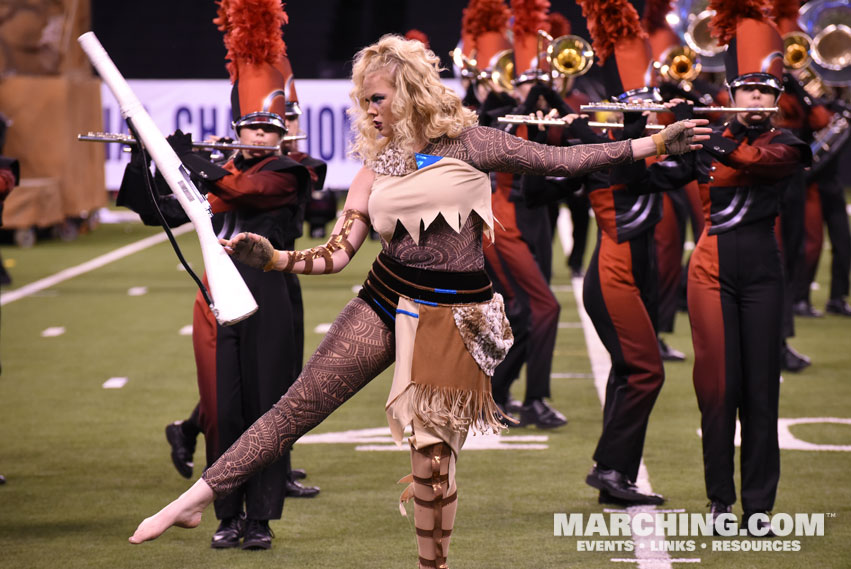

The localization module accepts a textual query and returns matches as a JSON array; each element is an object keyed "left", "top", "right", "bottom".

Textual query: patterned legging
[{"left": 202, "top": 297, "right": 394, "bottom": 494}]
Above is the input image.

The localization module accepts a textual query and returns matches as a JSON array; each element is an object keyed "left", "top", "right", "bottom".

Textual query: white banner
[{"left": 100, "top": 78, "right": 462, "bottom": 190}]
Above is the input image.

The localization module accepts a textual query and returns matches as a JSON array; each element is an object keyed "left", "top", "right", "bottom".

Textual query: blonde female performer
[{"left": 130, "top": 35, "right": 708, "bottom": 568}]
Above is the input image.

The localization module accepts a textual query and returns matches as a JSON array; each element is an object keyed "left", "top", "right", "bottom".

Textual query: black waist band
[{"left": 358, "top": 252, "right": 493, "bottom": 329}]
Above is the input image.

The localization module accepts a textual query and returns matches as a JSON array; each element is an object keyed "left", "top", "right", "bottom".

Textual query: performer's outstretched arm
[{"left": 221, "top": 166, "right": 375, "bottom": 274}]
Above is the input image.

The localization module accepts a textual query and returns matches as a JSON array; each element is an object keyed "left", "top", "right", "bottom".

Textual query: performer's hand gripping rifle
[{"left": 78, "top": 32, "right": 257, "bottom": 325}]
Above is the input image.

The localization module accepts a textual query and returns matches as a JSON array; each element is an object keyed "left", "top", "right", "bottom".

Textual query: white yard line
[
  {"left": 0, "top": 225, "right": 193, "bottom": 306},
  {"left": 572, "top": 275, "right": 674, "bottom": 569}
]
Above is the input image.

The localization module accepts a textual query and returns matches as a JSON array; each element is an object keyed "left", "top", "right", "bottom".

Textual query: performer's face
[
  {"left": 733, "top": 84, "right": 777, "bottom": 125},
  {"left": 238, "top": 125, "right": 284, "bottom": 159},
  {"left": 282, "top": 116, "right": 300, "bottom": 152},
  {"left": 363, "top": 71, "right": 396, "bottom": 138}
]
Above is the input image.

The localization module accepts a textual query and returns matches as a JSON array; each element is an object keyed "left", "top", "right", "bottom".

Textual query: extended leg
[
  {"left": 130, "top": 298, "right": 394, "bottom": 543},
  {"left": 411, "top": 443, "right": 456, "bottom": 569}
]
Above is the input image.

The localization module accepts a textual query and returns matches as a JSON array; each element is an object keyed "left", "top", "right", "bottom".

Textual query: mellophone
[
  {"left": 497, "top": 115, "right": 665, "bottom": 130},
  {"left": 78, "top": 131, "right": 305, "bottom": 152}
]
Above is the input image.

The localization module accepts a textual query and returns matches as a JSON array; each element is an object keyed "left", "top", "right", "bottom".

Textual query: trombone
[
  {"left": 497, "top": 114, "right": 665, "bottom": 130},
  {"left": 78, "top": 131, "right": 305, "bottom": 152},
  {"left": 449, "top": 47, "right": 514, "bottom": 92},
  {"left": 579, "top": 103, "right": 778, "bottom": 113}
]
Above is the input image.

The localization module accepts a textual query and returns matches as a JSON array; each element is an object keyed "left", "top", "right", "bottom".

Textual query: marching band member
[
  {"left": 119, "top": 0, "right": 317, "bottom": 549},
  {"left": 480, "top": 0, "right": 569, "bottom": 428},
  {"left": 576, "top": 0, "right": 671, "bottom": 506},
  {"left": 128, "top": 34, "right": 707, "bottom": 569},
  {"left": 776, "top": 0, "right": 851, "bottom": 319},
  {"left": 643, "top": 0, "right": 693, "bottom": 362},
  {"left": 620, "top": 0, "right": 812, "bottom": 532}
]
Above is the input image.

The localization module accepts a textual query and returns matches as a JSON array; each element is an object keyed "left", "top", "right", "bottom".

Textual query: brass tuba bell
[
  {"left": 799, "top": 0, "right": 851, "bottom": 86},
  {"left": 668, "top": 0, "right": 726, "bottom": 73}
]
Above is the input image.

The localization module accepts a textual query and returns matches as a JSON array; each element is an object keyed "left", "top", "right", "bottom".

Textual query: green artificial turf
[{"left": 0, "top": 208, "right": 848, "bottom": 568}]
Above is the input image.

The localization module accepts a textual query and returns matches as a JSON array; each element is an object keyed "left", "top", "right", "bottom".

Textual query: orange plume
[
  {"left": 577, "top": 0, "right": 646, "bottom": 65},
  {"left": 462, "top": 0, "right": 511, "bottom": 51},
  {"left": 709, "top": 0, "right": 773, "bottom": 46},
  {"left": 214, "top": 0, "right": 288, "bottom": 80},
  {"left": 511, "top": 0, "right": 551, "bottom": 37}
]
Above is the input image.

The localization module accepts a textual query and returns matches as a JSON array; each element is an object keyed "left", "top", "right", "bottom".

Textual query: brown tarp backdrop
[{"left": 0, "top": 0, "right": 105, "bottom": 229}]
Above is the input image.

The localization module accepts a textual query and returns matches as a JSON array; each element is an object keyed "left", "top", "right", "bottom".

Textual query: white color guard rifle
[{"left": 78, "top": 31, "right": 258, "bottom": 325}]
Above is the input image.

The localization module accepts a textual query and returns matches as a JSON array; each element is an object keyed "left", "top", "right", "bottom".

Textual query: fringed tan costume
[{"left": 203, "top": 124, "right": 636, "bottom": 567}]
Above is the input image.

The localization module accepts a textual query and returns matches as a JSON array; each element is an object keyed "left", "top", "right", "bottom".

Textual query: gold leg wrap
[{"left": 411, "top": 442, "right": 455, "bottom": 569}]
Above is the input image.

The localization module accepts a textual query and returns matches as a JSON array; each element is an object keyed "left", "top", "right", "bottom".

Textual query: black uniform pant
[
  {"left": 818, "top": 173, "right": 851, "bottom": 300},
  {"left": 214, "top": 266, "right": 297, "bottom": 521},
  {"left": 688, "top": 221, "right": 782, "bottom": 511},
  {"left": 583, "top": 229, "right": 664, "bottom": 481}
]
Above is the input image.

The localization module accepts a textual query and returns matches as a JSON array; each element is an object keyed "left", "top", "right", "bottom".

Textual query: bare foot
[{"left": 129, "top": 478, "right": 215, "bottom": 544}]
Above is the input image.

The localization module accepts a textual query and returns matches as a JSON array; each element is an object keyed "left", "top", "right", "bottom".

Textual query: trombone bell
[
  {"left": 783, "top": 32, "right": 813, "bottom": 69},
  {"left": 548, "top": 35, "right": 594, "bottom": 78}
]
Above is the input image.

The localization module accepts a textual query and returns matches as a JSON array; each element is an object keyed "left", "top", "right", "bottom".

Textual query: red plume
[
  {"left": 773, "top": 0, "right": 801, "bottom": 22},
  {"left": 548, "top": 12, "right": 571, "bottom": 38},
  {"left": 511, "top": 0, "right": 551, "bottom": 37},
  {"left": 214, "top": 0, "right": 288, "bottom": 80},
  {"left": 405, "top": 29, "right": 430, "bottom": 48},
  {"left": 462, "top": 0, "right": 511, "bottom": 50},
  {"left": 709, "top": 0, "right": 773, "bottom": 46},
  {"left": 577, "top": 0, "right": 646, "bottom": 65},
  {"left": 642, "top": 0, "right": 673, "bottom": 35}
]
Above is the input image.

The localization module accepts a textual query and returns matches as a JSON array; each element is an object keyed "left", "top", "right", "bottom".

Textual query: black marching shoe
[
  {"left": 658, "top": 337, "right": 686, "bottom": 362},
  {"left": 709, "top": 501, "right": 732, "bottom": 536},
  {"left": 743, "top": 511, "right": 776, "bottom": 537},
  {"left": 285, "top": 478, "right": 320, "bottom": 498},
  {"left": 518, "top": 399, "right": 568, "bottom": 429},
  {"left": 793, "top": 300, "right": 824, "bottom": 318},
  {"left": 781, "top": 342, "right": 811, "bottom": 373},
  {"left": 165, "top": 421, "right": 196, "bottom": 479},
  {"left": 290, "top": 468, "right": 307, "bottom": 480},
  {"left": 598, "top": 490, "right": 633, "bottom": 506},
  {"left": 585, "top": 465, "right": 665, "bottom": 506},
  {"left": 242, "top": 519, "right": 274, "bottom": 550},
  {"left": 825, "top": 298, "right": 851, "bottom": 317},
  {"left": 505, "top": 397, "right": 523, "bottom": 415},
  {"left": 211, "top": 514, "right": 245, "bottom": 549}
]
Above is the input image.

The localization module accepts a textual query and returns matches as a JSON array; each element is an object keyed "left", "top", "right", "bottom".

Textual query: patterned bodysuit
[{"left": 203, "top": 126, "right": 633, "bottom": 494}]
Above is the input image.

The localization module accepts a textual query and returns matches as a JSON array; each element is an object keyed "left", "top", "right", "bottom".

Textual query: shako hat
[
  {"left": 709, "top": 0, "right": 784, "bottom": 94},
  {"left": 215, "top": 0, "right": 290, "bottom": 133}
]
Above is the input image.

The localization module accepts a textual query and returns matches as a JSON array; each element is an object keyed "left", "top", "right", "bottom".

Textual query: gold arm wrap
[
  {"left": 262, "top": 250, "right": 281, "bottom": 272},
  {"left": 279, "top": 209, "right": 370, "bottom": 274},
  {"left": 651, "top": 133, "right": 667, "bottom": 156}
]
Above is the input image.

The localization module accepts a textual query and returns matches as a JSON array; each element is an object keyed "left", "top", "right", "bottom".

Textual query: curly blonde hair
[{"left": 348, "top": 34, "right": 479, "bottom": 163}]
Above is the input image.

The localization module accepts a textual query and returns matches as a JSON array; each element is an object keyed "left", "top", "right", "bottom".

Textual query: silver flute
[
  {"left": 78, "top": 131, "right": 305, "bottom": 152},
  {"left": 498, "top": 115, "right": 665, "bottom": 130},
  {"left": 579, "top": 103, "right": 778, "bottom": 113}
]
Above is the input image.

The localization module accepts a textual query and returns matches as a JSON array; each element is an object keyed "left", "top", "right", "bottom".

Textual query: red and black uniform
[
  {"left": 583, "top": 145, "right": 665, "bottom": 482},
  {"left": 118, "top": 148, "right": 313, "bottom": 522},
  {"left": 774, "top": 73, "right": 833, "bottom": 324},
  {"left": 635, "top": 119, "right": 810, "bottom": 510},
  {"left": 484, "top": 121, "right": 562, "bottom": 410}
]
